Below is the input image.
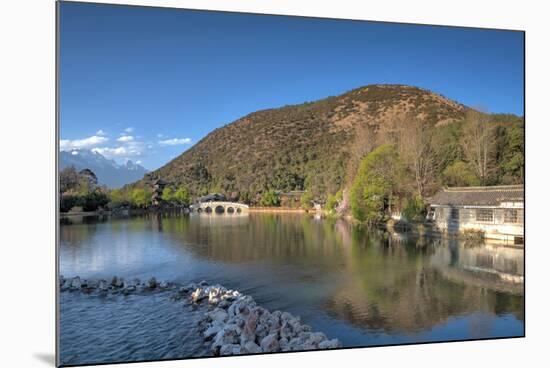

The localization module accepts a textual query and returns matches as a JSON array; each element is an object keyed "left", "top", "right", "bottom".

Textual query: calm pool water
[{"left": 59, "top": 213, "right": 524, "bottom": 365}]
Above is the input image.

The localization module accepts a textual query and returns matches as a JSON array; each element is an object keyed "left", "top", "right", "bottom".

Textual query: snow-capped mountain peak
[{"left": 59, "top": 149, "right": 148, "bottom": 188}]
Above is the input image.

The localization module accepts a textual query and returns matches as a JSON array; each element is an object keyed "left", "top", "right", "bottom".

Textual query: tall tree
[
  {"left": 131, "top": 188, "right": 152, "bottom": 208},
  {"left": 461, "top": 110, "right": 495, "bottom": 185},
  {"left": 498, "top": 122, "right": 524, "bottom": 184},
  {"left": 347, "top": 121, "right": 378, "bottom": 184},
  {"left": 174, "top": 187, "right": 190, "bottom": 206},
  {"left": 441, "top": 161, "right": 480, "bottom": 187},
  {"left": 161, "top": 187, "right": 174, "bottom": 202},
  {"left": 399, "top": 116, "right": 439, "bottom": 196},
  {"left": 432, "top": 121, "right": 464, "bottom": 175},
  {"left": 350, "top": 144, "right": 405, "bottom": 222},
  {"left": 59, "top": 166, "right": 79, "bottom": 193}
]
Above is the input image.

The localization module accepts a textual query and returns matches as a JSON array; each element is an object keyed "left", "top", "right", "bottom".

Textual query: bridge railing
[
  {"left": 199, "top": 201, "right": 248, "bottom": 208},
  {"left": 192, "top": 201, "right": 249, "bottom": 210}
]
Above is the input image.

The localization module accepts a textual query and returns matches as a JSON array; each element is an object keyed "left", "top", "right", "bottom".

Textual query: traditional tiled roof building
[{"left": 427, "top": 185, "right": 524, "bottom": 245}]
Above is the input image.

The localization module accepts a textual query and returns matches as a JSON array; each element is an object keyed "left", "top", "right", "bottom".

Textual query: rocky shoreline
[{"left": 59, "top": 275, "right": 341, "bottom": 356}]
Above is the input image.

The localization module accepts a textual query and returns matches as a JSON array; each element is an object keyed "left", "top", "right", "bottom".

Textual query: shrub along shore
[{"left": 59, "top": 275, "right": 341, "bottom": 356}]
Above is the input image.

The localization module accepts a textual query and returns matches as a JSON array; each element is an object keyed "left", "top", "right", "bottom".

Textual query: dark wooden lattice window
[
  {"left": 504, "top": 209, "right": 519, "bottom": 223},
  {"left": 476, "top": 209, "right": 494, "bottom": 222}
]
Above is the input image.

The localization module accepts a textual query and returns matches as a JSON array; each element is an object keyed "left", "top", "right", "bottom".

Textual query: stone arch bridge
[{"left": 192, "top": 201, "right": 249, "bottom": 214}]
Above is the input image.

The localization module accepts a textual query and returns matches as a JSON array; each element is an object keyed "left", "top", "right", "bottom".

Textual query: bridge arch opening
[
  {"left": 215, "top": 205, "right": 225, "bottom": 214},
  {"left": 227, "top": 207, "right": 235, "bottom": 214},
  {"left": 197, "top": 208, "right": 203, "bottom": 213},
  {"left": 204, "top": 206, "right": 212, "bottom": 213},
  {"left": 236, "top": 208, "right": 242, "bottom": 214}
]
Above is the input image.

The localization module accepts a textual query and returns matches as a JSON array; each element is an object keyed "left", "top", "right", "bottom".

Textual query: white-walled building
[{"left": 427, "top": 185, "right": 524, "bottom": 246}]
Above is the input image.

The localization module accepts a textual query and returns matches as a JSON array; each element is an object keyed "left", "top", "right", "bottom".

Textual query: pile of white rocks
[
  {"left": 178, "top": 283, "right": 341, "bottom": 356},
  {"left": 59, "top": 275, "right": 176, "bottom": 294},
  {"left": 59, "top": 276, "right": 341, "bottom": 356}
]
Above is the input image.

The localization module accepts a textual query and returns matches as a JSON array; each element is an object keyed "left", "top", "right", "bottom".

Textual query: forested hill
[{"left": 133, "top": 84, "right": 523, "bottom": 204}]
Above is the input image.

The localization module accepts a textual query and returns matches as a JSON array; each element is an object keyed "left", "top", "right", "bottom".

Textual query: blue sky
[{"left": 59, "top": 2, "right": 524, "bottom": 170}]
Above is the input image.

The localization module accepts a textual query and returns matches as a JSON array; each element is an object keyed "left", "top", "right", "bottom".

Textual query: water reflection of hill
[
  {"left": 323, "top": 221, "right": 524, "bottom": 333},
  {"left": 159, "top": 213, "right": 524, "bottom": 334},
  {"left": 430, "top": 241, "right": 524, "bottom": 295},
  {"left": 60, "top": 213, "right": 524, "bottom": 337},
  {"left": 161, "top": 213, "right": 351, "bottom": 266},
  {"left": 59, "top": 215, "right": 109, "bottom": 246}
]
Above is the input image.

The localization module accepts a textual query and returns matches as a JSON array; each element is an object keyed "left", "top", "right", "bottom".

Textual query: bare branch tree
[
  {"left": 346, "top": 121, "right": 378, "bottom": 184},
  {"left": 399, "top": 115, "right": 439, "bottom": 196},
  {"left": 461, "top": 109, "right": 495, "bottom": 185}
]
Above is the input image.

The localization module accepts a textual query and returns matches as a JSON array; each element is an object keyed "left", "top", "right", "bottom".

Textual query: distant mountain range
[{"left": 59, "top": 149, "right": 148, "bottom": 188}]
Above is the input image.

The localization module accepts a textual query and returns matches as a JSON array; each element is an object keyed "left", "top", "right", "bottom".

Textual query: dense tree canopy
[
  {"left": 260, "top": 190, "right": 280, "bottom": 207},
  {"left": 59, "top": 166, "right": 109, "bottom": 212},
  {"left": 350, "top": 144, "right": 405, "bottom": 222}
]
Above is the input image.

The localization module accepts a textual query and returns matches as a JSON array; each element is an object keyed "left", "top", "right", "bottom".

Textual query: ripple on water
[
  {"left": 59, "top": 214, "right": 524, "bottom": 363},
  {"left": 59, "top": 291, "right": 210, "bottom": 366}
]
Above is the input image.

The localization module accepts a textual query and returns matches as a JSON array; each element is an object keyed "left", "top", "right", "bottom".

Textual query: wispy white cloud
[
  {"left": 158, "top": 138, "right": 192, "bottom": 146},
  {"left": 60, "top": 135, "right": 109, "bottom": 150},
  {"left": 92, "top": 139, "right": 146, "bottom": 159},
  {"left": 92, "top": 147, "right": 128, "bottom": 157},
  {"left": 117, "top": 135, "right": 134, "bottom": 142},
  {"left": 62, "top": 130, "right": 192, "bottom": 167}
]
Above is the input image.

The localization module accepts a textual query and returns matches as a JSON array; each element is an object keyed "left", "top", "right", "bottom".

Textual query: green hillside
[{"left": 132, "top": 84, "right": 523, "bottom": 206}]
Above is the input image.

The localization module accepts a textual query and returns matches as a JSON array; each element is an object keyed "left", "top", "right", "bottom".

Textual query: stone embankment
[{"left": 60, "top": 276, "right": 341, "bottom": 356}]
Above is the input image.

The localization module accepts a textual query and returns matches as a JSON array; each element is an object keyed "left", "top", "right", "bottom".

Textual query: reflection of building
[
  {"left": 430, "top": 241, "right": 524, "bottom": 294},
  {"left": 324, "top": 238, "right": 524, "bottom": 334},
  {"left": 428, "top": 185, "right": 524, "bottom": 245}
]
